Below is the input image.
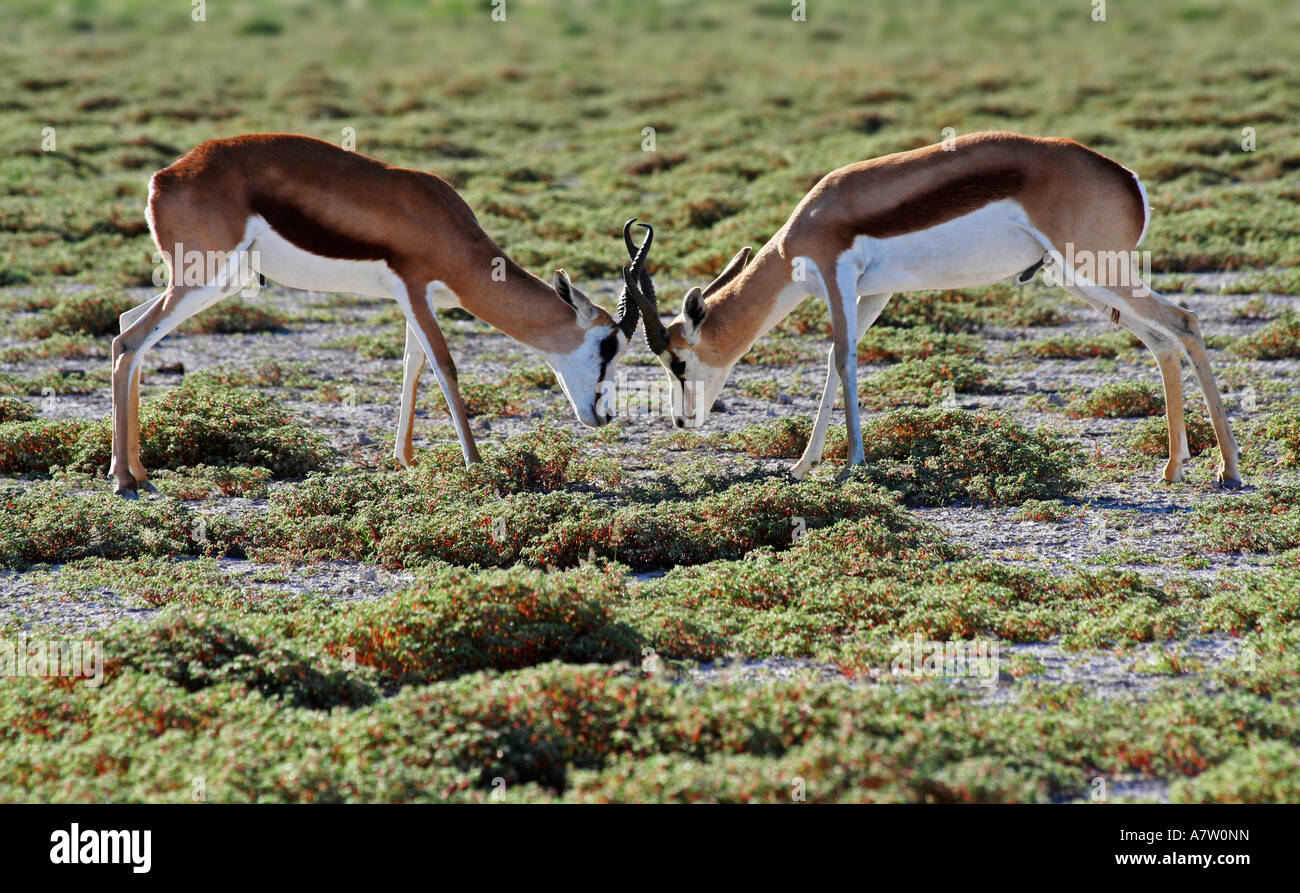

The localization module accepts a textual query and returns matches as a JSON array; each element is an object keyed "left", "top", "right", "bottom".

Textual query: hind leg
[
  {"left": 118, "top": 294, "right": 165, "bottom": 487},
  {"left": 1063, "top": 276, "right": 1240, "bottom": 486},
  {"left": 1141, "top": 290, "right": 1240, "bottom": 486},
  {"left": 111, "top": 273, "right": 252, "bottom": 497},
  {"left": 1127, "top": 324, "right": 1191, "bottom": 483}
]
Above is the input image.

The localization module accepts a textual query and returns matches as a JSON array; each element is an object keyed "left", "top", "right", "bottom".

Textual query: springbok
[
  {"left": 626, "top": 131, "right": 1242, "bottom": 488},
  {"left": 111, "top": 133, "right": 651, "bottom": 497}
]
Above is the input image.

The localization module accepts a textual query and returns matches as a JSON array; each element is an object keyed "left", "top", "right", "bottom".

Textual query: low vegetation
[
  {"left": 2, "top": 0, "right": 1299, "bottom": 804},
  {"left": 860, "top": 356, "right": 997, "bottom": 409},
  {"left": 0, "top": 380, "right": 334, "bottom": 478},
  {"left": 1067, "top": 381, "right": 1165, "bottom": 419},
  {"left": 1231, "top": 312, "right": 1300, "bottom": 360}
]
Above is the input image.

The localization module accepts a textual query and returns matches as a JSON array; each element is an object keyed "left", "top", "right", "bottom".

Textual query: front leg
[
  {"left": 398, "top": 283, "right": 481, "bottom": 467},
  {"left": 393, "top": 323, "right": 425, "bottom": 468},
  {"left": 791, "top": 293, "right": 892, "bottom": 479},
  {"left": 831, "top": 262, "right": 866, "bottom": 473},
  {"left": 791, "top": 347, "right": 840, "bottom": 480}
]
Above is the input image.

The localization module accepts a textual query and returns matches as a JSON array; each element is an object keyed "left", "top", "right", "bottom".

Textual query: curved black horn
[
  {"left": 625, "top": 266, "right": 668, "bottom": 354},
  {"left": 623, "top": 217, "right": 640, "bottom": 260},
  {"left": 621, "top": 221, "right": 669, "bottom": 354},
  {"left": 614, "top": 276, "right": 640, "bottom": 338},
  {"left": 626, "top": 219, "right": 653, "bottom": 275},
  {"left": 613, "top": 220, "right": 645, "bottom": 338}
]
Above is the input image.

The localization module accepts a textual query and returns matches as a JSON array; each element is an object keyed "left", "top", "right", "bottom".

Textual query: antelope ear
[
  {"left": 702, "top": 246, "right": 752, "bottom": 297},
  {"left": 681, "top": 287, "right": 707, "bottom": 345},
  {"left": 553, "top": 269, "right": 598, "bottom": 326}
]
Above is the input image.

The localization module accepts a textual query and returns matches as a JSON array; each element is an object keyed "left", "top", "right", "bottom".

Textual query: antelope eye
[{"left": 670, "top": 358, "right": 686, "bottom": 377}]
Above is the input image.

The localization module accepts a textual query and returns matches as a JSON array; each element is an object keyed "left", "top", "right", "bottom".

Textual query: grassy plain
[{"left": 1, "top": 0, "right": 1299, "bottom": 802}]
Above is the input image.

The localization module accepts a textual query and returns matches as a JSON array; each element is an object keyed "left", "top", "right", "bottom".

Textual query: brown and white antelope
[
  {"left": 627, "top": 131, "right": 1242, "bottom": 487},
  {"left": 111, "top": 133, "right": 651, "bottom": 497}
]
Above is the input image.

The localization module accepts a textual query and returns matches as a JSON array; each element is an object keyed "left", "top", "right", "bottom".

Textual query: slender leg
[
  {"left": 1137, "top": 288, "right": 1241, "bottom": 486},
  {"left": 791, "top": 293, "right": 892, "bottom": 479},
  {"left": 1063, "top": 276, "right": 1240, "bottom": 487},
  {"left": 831, "top": 262, "right": 869, "bottom": 473},
  {"left": 393, "top": 323, "right": 425, "bottom": 467},
  {"left": 1133, "top": 329, "right": 1191, "bottom": 482},
  {"left": 396, "top": 280, "right": 480, "bottom": 467},
  {"left": 119, "top": 294, "right": 164, "bottom": 487},
  {"left": 111, "top": 281, "right": 242, "bottom": 496}
]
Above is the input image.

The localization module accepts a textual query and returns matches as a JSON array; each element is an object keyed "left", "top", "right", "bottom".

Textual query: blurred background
[{"left": 1, "top": 0, "right": 1297, "bottom": 290}]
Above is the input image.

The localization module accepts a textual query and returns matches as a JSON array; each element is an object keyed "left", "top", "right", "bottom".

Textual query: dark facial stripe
[{"left": 596, "top": 331, "right": 620, "bottom": 381}]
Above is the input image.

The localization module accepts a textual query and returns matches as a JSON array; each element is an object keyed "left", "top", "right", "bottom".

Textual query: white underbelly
[
  {"left": 244, "top": 215, "right": 460, "bottom": 308},
  {"left": 850, "top": 199, "right": 1046, "bottom": 294}
]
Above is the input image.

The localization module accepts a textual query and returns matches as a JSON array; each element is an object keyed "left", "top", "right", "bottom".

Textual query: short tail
[{"left": 1122, "top": 165, "right": 1150, "bottom": 248}]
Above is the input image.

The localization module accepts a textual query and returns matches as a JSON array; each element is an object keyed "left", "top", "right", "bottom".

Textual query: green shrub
[
  {"left": 321, "top": 332, "right": 404, "bottom": 359},
  {"left": 505, "top": 365, "right": 558, "bottom": 390},
  {"left": 562, "top": 478, "right": 918, "bottom": 570},
  {"left": 979, "top": 291, "right": 1068, "bottom": 327},
  {"left": 186, "top": 360, "right": 315, "bottom": 389},
  {"left": 0, "top": 484, "right": 202, "bottom": 568},
  {"left": 247, "top": 462, "right": 919, "bottom": 571},
  {"left": 0, "top": 369, "right": 106, "bottom": 397},
  {"left": 1195, "top": 485, "right": 1300, "bottom": 553},
  {"left": 327, "top": 566, "right": 640, "bottom": 687},
  {"left": 1012, "top": 499, "right": 1074, "bottom": 522},
  {"left": 1128, "top": 411, "right": 1216, "bottom": 457},
  {"left": 860, "top": 356, "right": 996, "bottom": 409},
  {"left": 34, "top": 288, "right": 134, "bottom": 337},
  {"left": 108, "top": 613, "right": 376, "bottom": 708},
  {"left": 727, "top": 418, "right": 812, "bottom": 459},
  {"left": 1261, "top": 405, "right": 1300, "bottom": 465},
  {"left": 80, "top": 381, "right": 333, "bottom": 477},
  {"left": 854, "top": 407, "right": 1081, "bottom": 506},
  {"left": 1015, "top": 333, "right": 1130, "bottom": 359},
  {"left": 1172, "top": 742, "right": 1300, "bottom": 802},
  {"left": 465, "top": 425, "right": 607, "bottom": 494},
  {"left": 455, "top": 377, "right": 530, "bottom": 417},
  {"left": 857, "top": 326, "right": 984, "bottom": 363},
  {"left": 1231, "top": 311, "right": 1300, "bottom": 359},
  {"left": 1067, "top": 381, "right": 1164, "bottom": 418},
  {"left": 0, "top": 397, "right": 36, "bottom": 423},
  {"left": 879, "top": 290, "right": 984, "bottom": 333},
  {"left": 1222, "top": 269, "right": 1300, "bottom": 296},
  {"left": 0, "top": 333, "right": 103, "bottom": 363},
  {"left": 180, "top": 298, "right": 287, "bottom": 334},
  {"left": 2, "top": 381, "right": 332, "bottom": 479},
  {"left": 151, "top": 464, "right": 275, "bottom": 499},
  {"left": 0, "top": 418, "right": 90, "bottom": 474}
]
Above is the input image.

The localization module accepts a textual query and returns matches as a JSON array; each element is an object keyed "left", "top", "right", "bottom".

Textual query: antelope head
[
  {"left": 623, "top": 241, "right": 751, "bottom": 428},
  {"left": 548, "top": 218, "right": 653, "bottom": 426}
]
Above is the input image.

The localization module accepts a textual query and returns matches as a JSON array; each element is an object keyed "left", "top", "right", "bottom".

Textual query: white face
[
  {"left": 657, "top": 341, "right": 732, "bottom": 429},
  {"left": 546, "top": 324, "right": 627, "bottom": 427}
]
